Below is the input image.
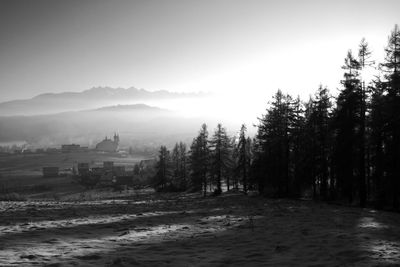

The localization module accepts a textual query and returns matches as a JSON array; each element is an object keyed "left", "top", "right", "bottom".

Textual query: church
[{"left": 95, "top": 133, "right": 119, "bottom": 152}]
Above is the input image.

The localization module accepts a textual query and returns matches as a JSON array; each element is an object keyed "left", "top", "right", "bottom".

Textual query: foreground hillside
[{"left": 0, "top": 191, "right": 399, "bottom": 266}]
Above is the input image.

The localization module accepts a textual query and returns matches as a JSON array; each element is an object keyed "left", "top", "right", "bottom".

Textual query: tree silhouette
[
  {"left": 357, "top": 38, "right": 373, "bottom": 207},
  {"left": 150, "top": 25, "right": 400, "bottom": 211},
  {"left": 153, "top": 145, "right": 171, "bottom": 191},
  {"left": 189, "top": 124, "right": 210, "bottom": 196},
  {"left": 332, "top": 50, "right": 362, "bottom": 204},
  {"left": 237, "top": 124, "right": 251, "bottom": 194},
  {"left": 209, "top": 123, "right": 232, "bottom": 194},
  {"left": 255, "top": 90, "right": 294, "bottom": 196},
  {"left": 171, "top": 142, "right": 188, "bottom": 191},
  {"left": 381, "top": 24, "right": 400, "bottom": 209}
]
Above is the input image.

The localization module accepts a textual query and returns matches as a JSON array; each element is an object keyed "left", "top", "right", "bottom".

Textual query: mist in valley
[
  {"left": 0, "top": 87, "right": 258, "bottom": 149},
  {"left": 1, "top": 1, "right": 400, "bottom": 266}
]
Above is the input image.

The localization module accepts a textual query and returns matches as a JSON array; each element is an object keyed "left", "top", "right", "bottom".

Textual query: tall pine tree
[
  {"left": 210, "top": 123, "right": 232, "bottom": 194},
  {"left": 237, "top": 124, "right": 251, "bottom": 194},
  {"left": 381, "top": 25, "right": 400, "bottom": 209},
  {"left": 189, "top": 124, "right": 210, "bottom": 196}
]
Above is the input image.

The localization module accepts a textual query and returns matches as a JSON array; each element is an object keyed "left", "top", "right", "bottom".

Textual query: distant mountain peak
[{"left": 94, "top": 104, "right": 165, "bottom": 111}]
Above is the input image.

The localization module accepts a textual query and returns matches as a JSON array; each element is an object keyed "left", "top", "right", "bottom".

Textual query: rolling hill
[
  {"left": 0, "top": 87, "right": 208, "bottom": 116},
  {"left": 0, "top": 103, "right": 222, "bottom": 148}
]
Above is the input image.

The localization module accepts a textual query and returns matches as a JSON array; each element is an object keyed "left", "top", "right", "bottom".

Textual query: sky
[{"left": 0, "top": 0, "right": 399, "bottom": 119}]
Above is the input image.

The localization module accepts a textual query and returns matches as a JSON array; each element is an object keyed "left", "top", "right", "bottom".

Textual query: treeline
[
  {"left": 152, "top": 25, "right": 400, "bottom": 210},
  {"left": 151, "top": 123, "right": 251, "bottom": 196}
]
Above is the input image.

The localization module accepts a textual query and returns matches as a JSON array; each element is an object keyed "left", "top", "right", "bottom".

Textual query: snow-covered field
[{"left": 0, "top": 191, "right": 399, "bottom": 266}]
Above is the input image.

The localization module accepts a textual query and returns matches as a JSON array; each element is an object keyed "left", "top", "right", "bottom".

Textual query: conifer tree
[
  {"left": 369, "top": 78, "right": 386, "bottom": 208},
  {"left": 303, "top": 97, "right": 318, "bottom": 197},
  {"left": 189, "top": 124, "right": 210, "bottom": 196},
  {"left": 289, "top": 96, "right": 306, "bottom": 197},
  {"left": 171, "top": 142, "right": 188, "bottom": 190},
  {"left": 381, "top": 24, "right": 400, "bottom": 209},
  {"left": 357, "top": 38, "right": 373, "bottom": 207},
  {"left": 210, "top": 123, "right": 232, "bottom": 194},
  {"left": 237, "top": 124, "right": 251, "bottom": 194},
  {"left": 314, "top": 86, "right": 332, "bottom": 200},
  {"left": 255, "top": 90, "right": 294, "bottom": 196},
  {"left": 333, "top": 50, "right": 362, "bottom": 204},
  {"left": 153, "top": 145, "right": 171, "bottom": 191}
]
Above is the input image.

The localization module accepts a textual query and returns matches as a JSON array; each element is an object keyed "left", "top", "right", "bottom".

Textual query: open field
[
  {"left": 0, "top": 191, "right": 399, "bottom": 266},
  {"left": 0, "top": 152, "right": 149, "bottom": 197},
  {"left": 0, "top": 151, "right": 147, "bottom": 176}
]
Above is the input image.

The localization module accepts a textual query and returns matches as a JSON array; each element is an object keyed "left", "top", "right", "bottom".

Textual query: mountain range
[
  {"left": 0, "top": 103, "right": 207, "bottom": 147},
  {"left": 0, "top": 87, "right": 208, "bottom": 116},
  {"left": 0, "top": 87, "right": 228, "bottom": 149}
]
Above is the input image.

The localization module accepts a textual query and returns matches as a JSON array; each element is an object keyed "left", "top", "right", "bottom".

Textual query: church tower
[{"left": 113, "top": 133, "right": 120, "bottom": 144}]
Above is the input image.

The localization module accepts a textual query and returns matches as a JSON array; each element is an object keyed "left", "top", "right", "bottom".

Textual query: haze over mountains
[
  {"left": 0, "top": 87, "right": 245, "bottom": 149},
  {"left": 0, "top": 87, "right": 208, "bottom": 116}
]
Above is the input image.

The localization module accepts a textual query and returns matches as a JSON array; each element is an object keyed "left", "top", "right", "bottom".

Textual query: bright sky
[{"left": 0, "top": 0, "right": 399, "bottom": 122}]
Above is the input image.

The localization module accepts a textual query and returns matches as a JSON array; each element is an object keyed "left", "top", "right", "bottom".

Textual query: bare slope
[{"left": 0, "top": 191, "right": 399, "bottom": 266}]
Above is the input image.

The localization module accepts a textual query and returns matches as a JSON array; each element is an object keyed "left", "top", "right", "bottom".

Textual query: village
[
  {"left": 0, "top": 133, "right": 157, "bottom": 199},
  {"left": 40, "top": 133, "right": 142, "bottom": 189},
  {"left": 0, "top": 133, "right": 121, "bottom": 155}
]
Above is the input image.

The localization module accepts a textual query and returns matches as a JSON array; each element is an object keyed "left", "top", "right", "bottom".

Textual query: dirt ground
[{"left": 0, "top": 190, "right": 400, "bottom": 266}]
